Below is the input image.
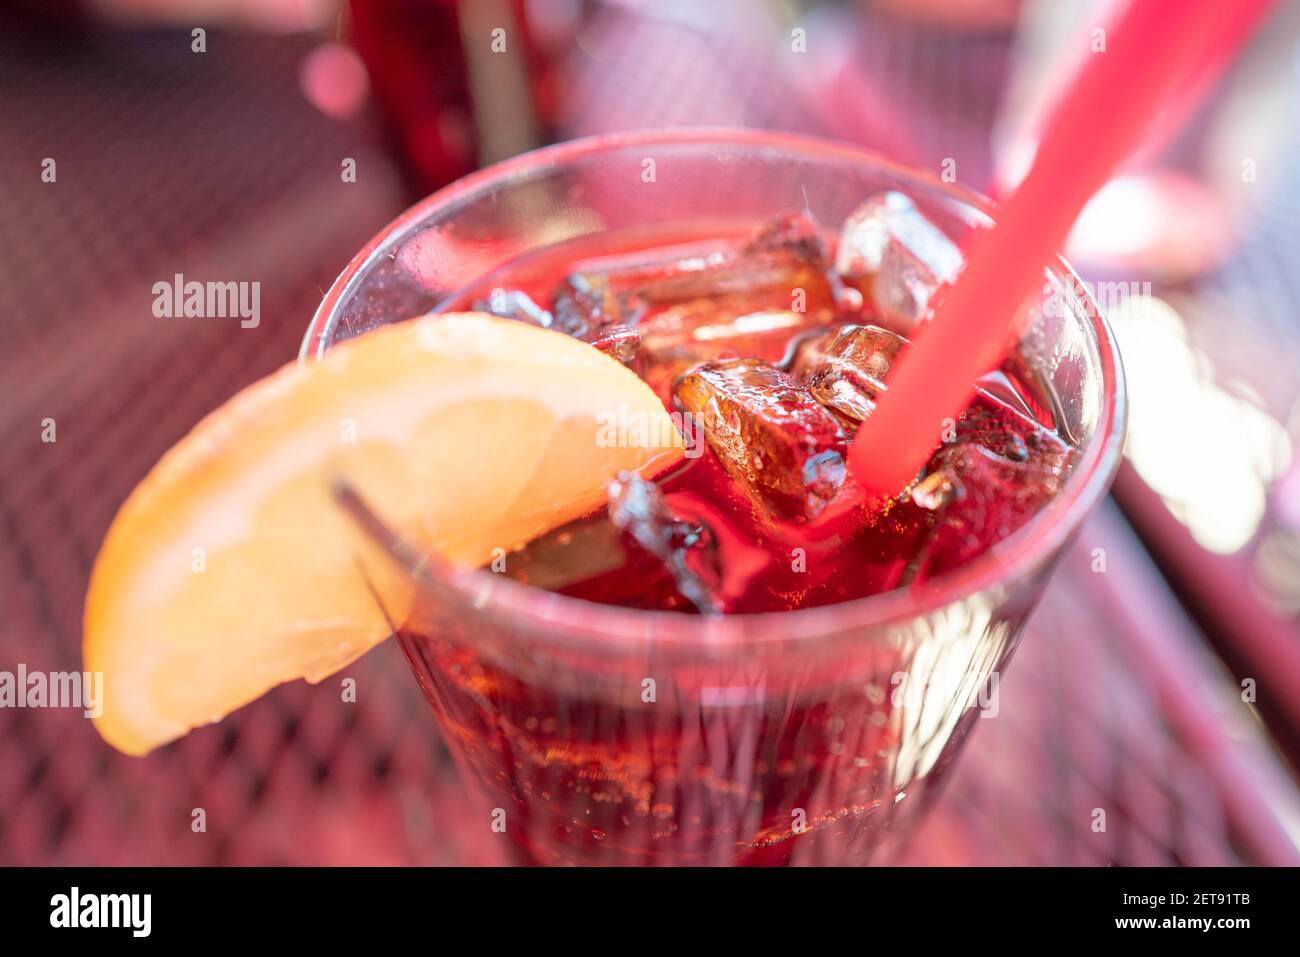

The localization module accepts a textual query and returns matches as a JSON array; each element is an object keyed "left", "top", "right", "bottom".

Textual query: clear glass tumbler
[{"left": 303, "top": 130, "right": 1126, "bottom": 866}]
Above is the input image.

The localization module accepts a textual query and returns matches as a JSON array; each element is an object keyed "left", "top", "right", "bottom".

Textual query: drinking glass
[{"left": 303, "top": 130, "right": 1126, "bottom": 866}]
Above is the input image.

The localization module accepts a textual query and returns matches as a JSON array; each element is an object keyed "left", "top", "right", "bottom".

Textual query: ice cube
[
  {"left": 564, "top": 211, "right": 836, "bottom": 311},
  {"left": 911, "top": 442, "right": 1056, "bottom": 546},
  {"left": 586, "top": 324, "right": 642, "bottom": 364},
  {"left": 606, "top": 471, "right": 722, "bottom": 613},
  {"left": 744, "top": 210, "right": 867, "bottom": 316},
  {"left": 672, "top": 358, "right": 847, "bottom": 523},
  {"left": 501, "top": 476, "right": 723, "bottom": 612},
  {"left": 638, "top": 299, "right": 831, "bottom": 399},
  {"left": 788, "top": 323, "right": 907, "bottom": 426},
  {"left": 473, "top": 288, "right": 554, "bottom": 328},
  {"left": 743, "top": 209, "right": 831, "bottom": 266},
  {"left": 551, "top": 273, "right": 643, "bottom": 363},
  {"left": 834, "top": 192, "right": 962, "bottom": 331},
  {"left": 556, "top": 212, "right": 843, "bottom": 388},
  {"left": 904, "top": 396, "right": 1075, "bottom": 576}
]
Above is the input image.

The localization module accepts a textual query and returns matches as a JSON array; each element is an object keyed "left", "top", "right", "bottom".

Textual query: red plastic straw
[{"left": 846, "top": 0, "right": 1276, "bottom": 499}]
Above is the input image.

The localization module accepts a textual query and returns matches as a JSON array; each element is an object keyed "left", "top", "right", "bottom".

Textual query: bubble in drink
[
  {"left": 835, "top": 191, "right": 962, "bottom": 331},
  {"left": 672, "top": 357, "right": 847, "bottom": 523}
]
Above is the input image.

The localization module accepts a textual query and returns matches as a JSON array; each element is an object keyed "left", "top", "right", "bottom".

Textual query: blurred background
[{"left": 3, "top": 0, "right": 1300, "bottom": 865}]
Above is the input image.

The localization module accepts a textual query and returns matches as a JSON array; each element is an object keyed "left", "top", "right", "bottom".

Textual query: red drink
[
  {"left": 395, "top": 209, "right": 1075, "bottom": 864},
  {"left": 307, "top": 131, "right": 1124, "bottom": 866}
]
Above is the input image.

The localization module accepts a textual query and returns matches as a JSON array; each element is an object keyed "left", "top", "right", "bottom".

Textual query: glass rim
[{"left": 302, "top": 127, "right": 1128, "bottom": 651}]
